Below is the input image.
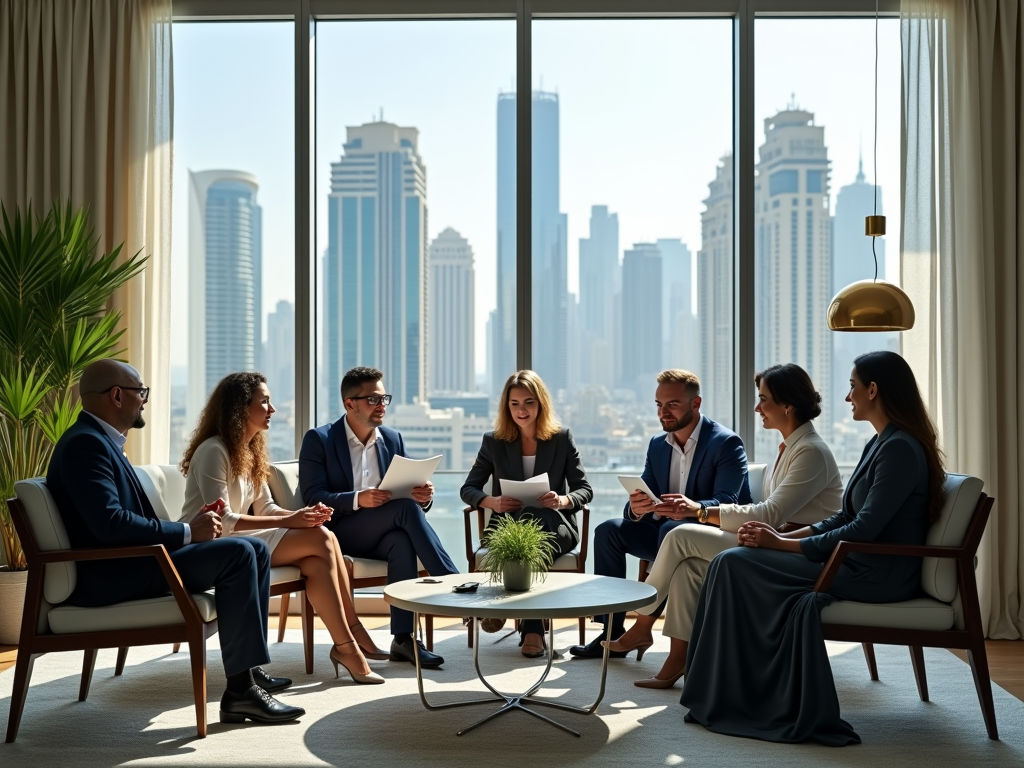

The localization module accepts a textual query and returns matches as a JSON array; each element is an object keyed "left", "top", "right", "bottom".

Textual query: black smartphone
[
  {"left": 417, "top": 578, "right": 443, "bottom": 584},
  {"left": 452, "top": 581, "right": 480, "bottom": 593}
]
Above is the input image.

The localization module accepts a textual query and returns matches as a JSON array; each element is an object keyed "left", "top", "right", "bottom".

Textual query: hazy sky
[{"left": 170, "top": 18, "right": 902, "bottom": 376}]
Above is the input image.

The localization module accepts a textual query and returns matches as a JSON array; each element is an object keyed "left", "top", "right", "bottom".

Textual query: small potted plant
[{"left": 479, "top": 516, "right": 556, "bottom": 592}]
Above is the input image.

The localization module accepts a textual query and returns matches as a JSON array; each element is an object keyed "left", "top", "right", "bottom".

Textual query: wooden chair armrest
[
  {"left": 462, "top": 505, "right": 485, "bottom": 569},
  {"left": 577, "top": 505, "right": 590, "bottom": 565},
  {"left": 814, "top": 540, "right": 967, "bottom": 593}
]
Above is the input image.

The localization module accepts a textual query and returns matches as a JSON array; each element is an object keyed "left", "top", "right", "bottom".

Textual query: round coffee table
[{"left": 384, "top": 572, "right": 657, "bottom": 736}]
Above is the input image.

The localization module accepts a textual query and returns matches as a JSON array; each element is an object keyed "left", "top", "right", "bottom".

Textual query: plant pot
[
  {"left": 0, "top": 568, "right": 27, "bottom": 644},
  {"left": 502, "top": 562, "right": 533, "bottom": 592}
]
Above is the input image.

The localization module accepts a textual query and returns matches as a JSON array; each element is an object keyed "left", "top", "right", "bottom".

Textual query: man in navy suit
[
  {"left": 299, "top": 367, "right": 459, "bottom": 668},
  {"left": 46, "top": 360, "right": 303, "bottom": 723},
  {"left": 570, "top": 369, "right": 751, "bottom": 657}
]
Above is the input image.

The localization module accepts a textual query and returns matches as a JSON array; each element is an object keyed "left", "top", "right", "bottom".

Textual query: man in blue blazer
[
  {"left": 299, "top": 366, "right": 459, "bottom": 668},
  {"left": 570, "top": 369, "right": 751, "bottom": 657},
  {"left": 46, "top": 360, "right": 302, "bottom": 724}
]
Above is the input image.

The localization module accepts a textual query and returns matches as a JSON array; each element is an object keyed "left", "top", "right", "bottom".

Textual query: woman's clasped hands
[
  {"left": 736, "top": 520, "right": 783, "bottom": 548},
  {"left": 283, "top": 502, "right": 333, "bottom": 528}
]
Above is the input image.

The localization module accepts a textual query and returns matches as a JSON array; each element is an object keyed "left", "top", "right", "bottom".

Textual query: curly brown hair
[{"left": 180, "top": 371, "right": 271, "bottom": 488}]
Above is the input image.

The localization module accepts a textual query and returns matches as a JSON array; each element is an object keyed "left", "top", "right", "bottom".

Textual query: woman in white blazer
[
  {"left": 603, "top": 363, "right": 843, "bottom": 688},
  {"left": 181, "top": 372, "right": 385, "bottom": 684}
]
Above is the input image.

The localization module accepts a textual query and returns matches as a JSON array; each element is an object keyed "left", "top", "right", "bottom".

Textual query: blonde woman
[
  {"left": 461, "top": 370, "right": 593, "bottom": 657},
  {"left": 181, "top": 372, "right": 385, "bottom": 685}
]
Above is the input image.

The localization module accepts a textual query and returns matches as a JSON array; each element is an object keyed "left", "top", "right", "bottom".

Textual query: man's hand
[
  {"left": 659, "top": 493, "right": 700, "bottom": 521},
  {"left": 191, "top": 510, "right": 222, "bottom": 542},
  {"left": 358, "top": 488, "right": 392, "bottom": 508},
  {"left": 628, "top": 489, "right": 658, "bottom": 518},
  {"left": 483, "top": 496, "right": 522, "bottom": 513},
  {"left": 411, "top": 480, "right": 434, "bottom": 506}
]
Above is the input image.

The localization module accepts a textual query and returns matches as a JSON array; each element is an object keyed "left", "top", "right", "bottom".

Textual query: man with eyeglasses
[
  {"left": 46, "top": 359, "right": 303, "bottom": 724},
  {"left": 299, "top": 366, "right": 459, "bottom": 668}
]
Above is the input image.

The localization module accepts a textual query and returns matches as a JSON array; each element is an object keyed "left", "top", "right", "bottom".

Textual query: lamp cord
[{"left": 873, "top": 0, "right": 879, "bottom": 282}]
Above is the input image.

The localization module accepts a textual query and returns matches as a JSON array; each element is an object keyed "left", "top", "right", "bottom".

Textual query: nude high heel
[
  {"left": 349, "top": 621, "right": 390, "bottom": 660},
  {"left": 600, "top": 637, "right": 654, "bottom": 661},
  {"left": 634, "top": 669, "right": 685, "bottom": 689},
  {"left": 330, "top": 642, "right": 385, "bottom": 684}
]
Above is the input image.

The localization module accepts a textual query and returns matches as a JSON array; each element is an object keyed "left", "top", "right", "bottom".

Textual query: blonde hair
[
  {"left": 656, "top": 369, "right": 701, "bottom": 398},
  {"left": 494, "top": 370, "right": 561, "bottom": 442}
]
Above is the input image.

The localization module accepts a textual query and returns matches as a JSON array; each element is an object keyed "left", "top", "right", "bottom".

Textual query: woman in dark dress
[
  {"left": 461, "top": 370, "right": 593, "bottom": 657},
  {"left": 680, "top": 351, "right": 946, "bottom": 746}
]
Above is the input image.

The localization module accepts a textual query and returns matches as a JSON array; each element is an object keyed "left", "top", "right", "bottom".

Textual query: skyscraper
[
  {"left": 578, "top": 205, "right": 620, "bottom": 389},
  {"left": 265, "top": 299, "right": 295, "bottom": 402},
  {"left": 324, "top": 121, "right": 428, "bottom": 419},
  {"left": 656, "top": 238, "right": 697, "bottom": 370},
  {"left": 428, "top": 227, "right": 475, "bottom": 394},
  {"left": 621, "top": 243, "right": 663, "bottom": 396},
  {"left": 187, "top": 169, "right": 262, "bottom": 427},
  {"left": 493, "top": 89, "right": 568, "bottom": 394},
  {"left": 754, "top": 107, "right": 833, "bottom": 460},
  {"left": 698, "top": 155, "right": 735, "bottom": 425}
]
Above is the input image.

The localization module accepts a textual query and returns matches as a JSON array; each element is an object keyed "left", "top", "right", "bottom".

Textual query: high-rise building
[
  {"left": 698, "top": 155, "right": 735, "bottom": 425},
  {"left": 578, "top": 205, "right": 620, "bottom": 389},
  {"left": 428, "top": 227, "right": 475, "bottom": 394},
  {"left": 187, "top": 169, "right": 262, "bottom": 427},
  {"left": 754, "top": 107, "right": 833, "bottom": 460},
  {"left": 324, "top": 121, "right": 428, "bottom": 419},
  {"left": 265, "top": 300, "right": 295, "bottom": 402},
  {"left": 493, "top": 90, "right": 568, "bottom": 394},
  {"left": 621, "top": 243, "right": 663, "bottom": 397},
  {"left": 656, "top": 238, "right": 698, "bottom": 370}
]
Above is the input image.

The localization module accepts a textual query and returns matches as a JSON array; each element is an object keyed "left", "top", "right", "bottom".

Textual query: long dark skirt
[{"left": 680, "top": 547, "right": 889, "bottom": 747}]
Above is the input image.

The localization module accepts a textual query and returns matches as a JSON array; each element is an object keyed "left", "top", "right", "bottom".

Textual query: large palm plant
[{"left": 0, "top": 201, "right": 147, "bottom": 570}]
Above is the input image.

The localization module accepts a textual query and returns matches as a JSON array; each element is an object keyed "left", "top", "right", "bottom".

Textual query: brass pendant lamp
[{"left": 826, "top": 0, "right": 915, "bottom": 332}]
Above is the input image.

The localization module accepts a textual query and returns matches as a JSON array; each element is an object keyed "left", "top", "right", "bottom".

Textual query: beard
[
  {"left": 132, "top": 412, "right": 147, "bottom": 429},
  {"left": 661, "top": 408, "right": 694, "bottom": 433}
]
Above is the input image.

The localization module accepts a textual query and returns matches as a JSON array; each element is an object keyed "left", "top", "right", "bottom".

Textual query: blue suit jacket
[
  {"left": 623, "top": 414, "right": 752, "bottom": 522},
  {"left": 299, "top": 418, "right": 430, "bottom": 516},
  {"left": 46, "top": 412, "right": 186, "bottom": 604}
]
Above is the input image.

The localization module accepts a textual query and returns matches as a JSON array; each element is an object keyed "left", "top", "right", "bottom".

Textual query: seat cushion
[
  {"left": 270, "top": 565, "right": 301, "bottom": 583},
  {"left": 820, "top": 597, "right": 955, "bottom": 632},
  {"left": 268, "top": 461, "right": 303, "bottom": 509},
  {"left": 922, "top": 474, "right": 983, "bottom": 603},
  {"left": 472, "top": 549, "right": 581, "bottom": 572},
  {"left": 135, "top": 464, "right": 188, "bottom": 522},
  {"left": 47, "top": 592, "right": 217, "bottom": 634},
  {"left": 344, "top": 556, "right": 426, "bottom": 580},
  {"left": 14, "top": 479, "right": 76, "bottom": 604},
  {"left": 747, "top": 463, "right": 767, "bottom": 504}
]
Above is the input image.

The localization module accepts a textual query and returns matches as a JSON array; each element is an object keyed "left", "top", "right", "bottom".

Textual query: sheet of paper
[
  {"left": 377, "top": 454, "right": 443, "bottom": 499},
  {"left": 617, "top": 475, "right": 662, "bottom": 504},
  {"left": 499, "top": 473, "right": 550, "bottom": 505}
]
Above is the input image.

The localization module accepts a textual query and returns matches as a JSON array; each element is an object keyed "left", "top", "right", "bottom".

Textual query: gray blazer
[
  {"left": 460, "top": 427, "right": 593, "bottom": 513},
  {"left": 801, "top": 423, "right": 933, "bottom": 600}
]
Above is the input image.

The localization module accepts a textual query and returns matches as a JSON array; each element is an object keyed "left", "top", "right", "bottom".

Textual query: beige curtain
[
  {"left": 901, "top": 0, "right": 1023, "bottom": 637},
  {"left": 0, "top": 0, "right": 173, "bottom": 464}
]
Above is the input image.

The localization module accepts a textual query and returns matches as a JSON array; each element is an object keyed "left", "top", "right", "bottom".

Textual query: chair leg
[
  {"left": 79, "top": 649, "right": 98, "bottom": 702},
  {"left": 467, "top": 618, "right": 474, "bottom": 648},
  {"left": 5, "top": 651, "right": 38, "bottom": 743},
  {"left": 189, "top": 631, "right": 208, "bottom": 739},
  {"left": 115, "top": 647, "right": 129, "bottom": 676},
  {"left": 172, "top": 643, "right": 181, "bottom": 654},
  {"left": 301, "top": 591, "right": 314, "bottom": 675},
  {"left": 425, "top": 615, "right": 434, "bottom": 651},
  {"left": 909, "top": 645, "right": 929, "bottom": 701},
  {"left": 966, "top": 640, "right": 998, "bottom": 740},
  {"left": 578, "top": 617, "right": 586, "bottom": 646},
  {"left": 862, "top": 642, "right": 879, "bottom": 681},
  {"left": 277, "top": 592, "right": 291, "bottom": 643}
]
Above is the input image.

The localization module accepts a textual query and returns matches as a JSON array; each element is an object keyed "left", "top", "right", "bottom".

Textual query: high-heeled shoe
[
  {"left": 633, "top": 669, "right": 685, "bottom": 689},
  {"left": 349, "top": 621, "right": 390, "bottom": 660},
  {"left": 330, "top": 642, "right": 385, "bottom": 684},
  {"left": 600, "top": 636, "right": 653, "bottom": 661}
]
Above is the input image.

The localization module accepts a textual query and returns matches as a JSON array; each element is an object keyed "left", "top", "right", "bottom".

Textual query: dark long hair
[
  {"left": 754, "top": 363, "right": 822, "bottom": 424},
  {"left": 853, "top": 351, "right": 945, "bottom": 523},
  {"left": 180, "top": 371, "right": 271, "bottom": 488}
]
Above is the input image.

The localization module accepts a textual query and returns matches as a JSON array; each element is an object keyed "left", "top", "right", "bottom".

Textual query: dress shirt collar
[
  {"left": 344, "top": 413, "right": 379, "bottom": 448},
  {"left": 782, "top": 419, "right": 815, "bottom": 449},
  {"left": 82, "top": 410, "right": 127, "bottom": 450},
  {"left": 668, "top": 413, "right": 703, "bottom": 455}
]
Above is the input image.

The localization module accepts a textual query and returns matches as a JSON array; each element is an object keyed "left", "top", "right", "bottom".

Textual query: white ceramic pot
[
  {"left": 0, "top": 568, "right": 27, "bottom": 644},
  {"left": 502, "top": 562, "right": 533, "bottom": 592}
]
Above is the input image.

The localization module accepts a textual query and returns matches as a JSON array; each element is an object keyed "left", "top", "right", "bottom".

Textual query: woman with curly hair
[{"left": 181, "top": 372, "right": 385, "bottom": 684}]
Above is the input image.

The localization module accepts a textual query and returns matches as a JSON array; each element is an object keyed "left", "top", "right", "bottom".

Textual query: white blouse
[{"left": 181, "top": 437, "right": 290, "bottom": 553}]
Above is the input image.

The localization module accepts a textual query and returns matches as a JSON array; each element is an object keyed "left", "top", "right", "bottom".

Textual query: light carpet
[{"left": 0, "top": 627, "right": 1021, "bottom": 766}]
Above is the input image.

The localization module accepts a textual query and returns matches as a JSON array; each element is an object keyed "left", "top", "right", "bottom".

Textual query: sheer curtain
[
  {"left": 901, "top": 0, "right": 1023, "bottom": 637},
  {"left": 0, "top": 0, "right": 173, "bottom": 464}
]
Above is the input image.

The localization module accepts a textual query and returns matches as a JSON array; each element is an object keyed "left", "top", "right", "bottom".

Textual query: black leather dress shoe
[
  {"left": 252, "top": 666, "right": 292, "bottom": 694},
  {"left": 219, "top": 685, "right": 305, "bottom": 724},
  {"left": 568, "top": 634, "right": 627, "bottom": 659},
  {"left": 390, "top": 637, "right": 444, "bottom": 668}
]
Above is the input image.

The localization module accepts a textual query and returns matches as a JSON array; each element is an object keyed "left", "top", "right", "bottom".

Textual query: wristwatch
[{"left": 697, "top": 503, "right": 710, "bottom": 524}]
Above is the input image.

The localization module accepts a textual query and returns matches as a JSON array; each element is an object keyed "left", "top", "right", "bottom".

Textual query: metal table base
[{"left": 412, "top": 612, "right": 613, "bottom": 737}]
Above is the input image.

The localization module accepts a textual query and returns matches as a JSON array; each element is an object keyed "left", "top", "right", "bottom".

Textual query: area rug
[{"left": 1, "top": 626, "right": 1021, "bottom": 766}]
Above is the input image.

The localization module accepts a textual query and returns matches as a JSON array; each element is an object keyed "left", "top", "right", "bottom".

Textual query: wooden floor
[{"left": 2, "top": 621, "right": 1022, "bottom": 703}]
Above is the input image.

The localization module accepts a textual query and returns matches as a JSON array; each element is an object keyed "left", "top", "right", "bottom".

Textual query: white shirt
[
  {"left": 345, "top": 415, "right": 382, "bottom": 510},
  {"left": 667, "top": 415, "right": 704, "bottom": 495},
  {"left": 522, "top": 455, "right": 537, "bottom": 478},
  {"left": 82, "top": 411, "right": 191, "bottom": 545}
]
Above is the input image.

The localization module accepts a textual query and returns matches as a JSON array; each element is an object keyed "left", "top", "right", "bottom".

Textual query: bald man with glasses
[{"left": 299, "top": 366, "right": 458, "bottom": 668}]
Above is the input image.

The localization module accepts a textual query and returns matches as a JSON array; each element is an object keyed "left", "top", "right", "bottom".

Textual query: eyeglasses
[
  {"left": 94, "top": 385, "right": 150, "bottom": 402},
  {"left": 349, "top": 394, "right": 392, "bottom": 407}
]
